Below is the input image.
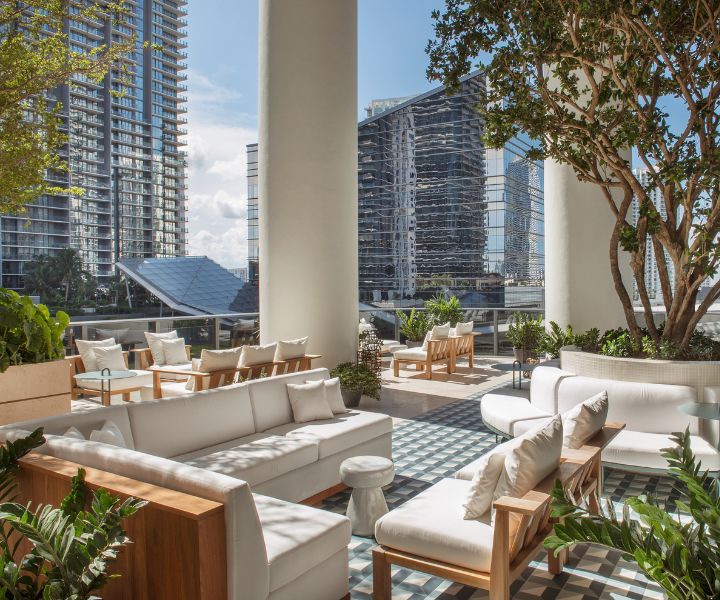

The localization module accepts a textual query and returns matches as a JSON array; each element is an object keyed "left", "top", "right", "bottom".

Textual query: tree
[
  {"left": 427, "top": 1, "right": 720, "bottom": 351},
  {"left": 0, "top": 1, "right": 136, "bottom": 214},
  {"left": 23, "top": 248, "right": 94, "bottom": 306}
]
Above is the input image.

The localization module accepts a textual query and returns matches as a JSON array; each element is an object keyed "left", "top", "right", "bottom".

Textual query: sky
[{"left": 185, "top": 0, "right": 447, "bottom": 269}]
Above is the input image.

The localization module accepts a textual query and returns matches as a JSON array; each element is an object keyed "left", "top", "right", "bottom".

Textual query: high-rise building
[
  {"left": 246, "top": 143, "right": 259, "bottom": 285},
  {"left": 364, "top": 96, "right": 414, "bottom": 119},
  {"left": 358, "top": 72, "right": 544, "bottom": 305},
  {"left": 0, "top": 1, "right": 188, "bottom": 290}
]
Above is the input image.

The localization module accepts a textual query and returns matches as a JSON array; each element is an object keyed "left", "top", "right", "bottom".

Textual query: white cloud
[{"left": 189, "top": 225, "right": 248, "bottom": 269}]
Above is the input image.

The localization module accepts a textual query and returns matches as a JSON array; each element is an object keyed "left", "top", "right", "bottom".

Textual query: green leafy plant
[
  {"left": 330, "top": 362, "right": 381, "bottom": 400},
  {"left": 0, "top": 428, "right": 146, "bottom": 599},
  {"left": 0, "top": 288, "right": 70, "bottom": 373},
  {"left": 424, "top": 294, "right": 463, "bottom": 327},
  {"left": 506, "top": 312, "right": 544, "bottom": 355},
  {"left": 545, "top": 429, "right": 720, "bottom": 600},
  {"left": 538, "top": 321, "right": 574, "bottom": 359},
  {"left": 599, "top": 328, "right": 641, "bottom": 358},
  {"left": 642, "top": 336, "right": 681, "bottom": 361},
  {"left": 571, "top": 328, "right": 602, "bottom": 354},
  {"left": 396, "top": 308, "right": 430, "bottom": 343}
]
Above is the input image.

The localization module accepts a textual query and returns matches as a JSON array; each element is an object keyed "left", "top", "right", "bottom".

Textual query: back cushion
[
  {"left": 557, "top": 376, "right": 698, "bottom": 434},
  {"left": 0, "top": 406, "right": 136, "bottom": 450},
  {"left": 530, "top": 367, "right": 575, "bottom": 414},
  {"left": 247, "top": 368, "right": 329, "bottom": 431},
  {"left": 127, "top": 384, "right": 256, "bottom": 458}
]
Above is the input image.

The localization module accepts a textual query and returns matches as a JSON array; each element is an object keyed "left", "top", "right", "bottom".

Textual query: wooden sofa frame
[
  {"left": 393, "top": 334, "right": 476, "bottom": 380},
  {"left": 372, "top": 422, "right": 625, "bottom": 600},
  {"left": 66, "top": 354, "right": 141, "bottom": 407}
]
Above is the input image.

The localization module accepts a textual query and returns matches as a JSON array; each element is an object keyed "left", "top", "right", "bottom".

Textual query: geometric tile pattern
[{"left": 320, "top": 397, "right": 670, "bottom": 599}]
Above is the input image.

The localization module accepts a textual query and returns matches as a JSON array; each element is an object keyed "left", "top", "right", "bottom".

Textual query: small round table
[
  {"left": 340, "top": 456, "right": 395, "bottom": 537},
  {"left": 679, "top": 402, "right": 720, "bottom": 422},
  {"left": 74, "top": 369, "right": 137, "bottom": 406}
]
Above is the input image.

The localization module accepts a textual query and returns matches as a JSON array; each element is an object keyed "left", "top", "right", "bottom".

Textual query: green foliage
[
  {"left": 538, "top": 321, "right": 574, "bottom": 359},
  {"left": 572, "top": 328, "right": 602, "bottom": 353},
  {"left": 24, "top": 249, "right": 96, "bottom": 307},
  {"left": 507, "top": 312, "right": 544, "bottom": 354},
  {"left": 0, "top": 288, "right": 69, "bottom": 373},
  {"left": 424, "top": 294, "right": 464, "bottom": 327},
  {"left": 0, "top": 429, "right": 146, "bottom": 599},
  {"left": 330, "top": 362, "right": 381, "bottom": 400},
  {"left": 396, "top": 308, "right": 430, "bottom": 343},
  {"left": 545, "top": 429, "right": 720, "bottom": 600},
  {"left": 642, "top": 336, "right": 681, "bottom": 361},
  {"left": 599, "top": 328, "right": 641, "bottom": 358},
  {"left": 0, "top": 2, "right": 139, "bottom": 214}
]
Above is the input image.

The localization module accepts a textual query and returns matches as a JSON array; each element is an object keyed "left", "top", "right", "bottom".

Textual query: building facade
[
  {"left": 246, "top": 143, "right": 259, "bottom": 285},
  {"left": 0, "top": 1, "right": 188, "bottom": 290},
  {"left": 358, "top": 72, "right": 544, "bottom": 306}
]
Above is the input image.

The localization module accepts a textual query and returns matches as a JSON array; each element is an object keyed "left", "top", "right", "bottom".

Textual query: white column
[
  {"left": 258, "top": 0, "right": 358, "bottom": 368},
  {"left": 544, "top": 158, "right": 633, "bottom": 331}
]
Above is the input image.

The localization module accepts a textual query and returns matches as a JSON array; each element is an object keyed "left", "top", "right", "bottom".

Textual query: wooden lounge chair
[
  {"left": 452, "top": 332, "right": 478, "bottom": 369},
  {"left": 392, "top": 338, "right": 456, "bottom": 380},
  {"left": 66, "top": 354, "right": 152, "bottom": 406}
]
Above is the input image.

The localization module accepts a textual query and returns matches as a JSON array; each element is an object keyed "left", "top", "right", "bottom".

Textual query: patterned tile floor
[{"left": 320, "top": 396, "right": 673, "bottom": 599}]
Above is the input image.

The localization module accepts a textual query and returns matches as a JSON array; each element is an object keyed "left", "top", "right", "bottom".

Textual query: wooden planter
[{"left": 0, "top": 360, "right": 71, "bottom": 425}]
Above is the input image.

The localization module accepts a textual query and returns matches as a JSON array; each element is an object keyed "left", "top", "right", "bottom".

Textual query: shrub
[
  {"left": 424, "top": 294, "right": 463, "bottom": 327},
  {"left": 330, "top": 362, "right": 381, "bottom": 400},
  {"left": 396, "top": 308, "right": 430, "bottom": 342},
  {"left": 507, "top": 312, "right": 544, "bottom": 355},
  {"left": 599, "top": 328, "right": 641, "bottom": 357},
  {"left": 538, "top": 321, "right": 574, "bottom": 359}
]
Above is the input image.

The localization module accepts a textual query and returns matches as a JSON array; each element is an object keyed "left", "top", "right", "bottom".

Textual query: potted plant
[
  {"left": 424, "top": 294, "right": 463, "bottom": 327},
  {"left": 330, "top": 362, "right": 381, "bottom": 408},
  {"left": 506, "top": 312, "right": 544, "bottom": 363},
  {"left": 0, "top": 289, "right": 71, "bottom": 424},
  {"left": 396, "top": 308, "right": 429, "bottom": 348},
  {"left": 545, "top": 429, "right": 719, "bottom": 600}
]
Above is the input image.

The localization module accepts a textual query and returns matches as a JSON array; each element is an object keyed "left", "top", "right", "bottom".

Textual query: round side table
[
  {"left": 340, "top": 456, "right": 395, "bottom": 537},
  {"left": 74, "top": 369, "right": 137, "bottom": 406}
]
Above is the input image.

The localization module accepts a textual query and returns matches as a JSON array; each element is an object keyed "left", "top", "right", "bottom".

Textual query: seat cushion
[
  {"left": 375, "top": 478, "right": 494, "bottom": 572},
  {"left": 148, "top": 362, "right": 193, "bottom": 381},
  {"left": 393, "top": 347, "right": 426, "bottom": 361},
  {"left": 265, "top": 410, "right": 392, "bottom": 459},
  {"left": 176, "top": 433, "right": 319, "bottom": 487},
  {"left": 481, "top": 394, "right": 551, "bottom": 437},
  {"left": 254, "top": 493, "right": 351, "bottom": 592},
  {"left": 529, "top": 366, "right": 575, "bottom": 414},
  {"left": 605, "top": 430, "right": 720, "bottom": 472},
  {"left": 76, "top": 370, "right": 152, "bottom": 392}
]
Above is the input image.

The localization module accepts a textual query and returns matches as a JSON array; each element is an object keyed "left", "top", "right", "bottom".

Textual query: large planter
[
  {"left": 341, "top": 389, "right": 362, "bottom": 408},
  {"left": 0, "top": 360, "right": 71, "bottom": 425},
  {"left": 513, "top": 347, "right": 530, "bottom": 363}
]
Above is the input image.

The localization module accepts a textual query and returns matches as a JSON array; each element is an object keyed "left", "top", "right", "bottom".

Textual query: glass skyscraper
[
  {"left": 0, "top": 0, "right": 188, "bottom": 290},
  {"left": 246, "top": 142, "right": 259, "bottom": 285},
  {"left": 358, "top": 72, "right": 544, "bottom": 306}
]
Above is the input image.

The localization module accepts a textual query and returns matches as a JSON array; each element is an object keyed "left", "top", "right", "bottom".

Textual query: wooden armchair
[
  {"left": 273, "top": 354, "right": 322, "bottom": 375},
  {"left": 392, "top": 338, "right": 456, "bottom": 380},
  {"left": 452, "top": 333, "right": 478, "bottom": 369},
  {"left": 66, "top": 353, "right": 147, "bottom": 407}
]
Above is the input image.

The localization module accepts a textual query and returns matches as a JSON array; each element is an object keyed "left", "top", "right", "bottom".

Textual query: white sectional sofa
[
  {"left": 1, "top": 368, "right": 393, "bottom": 600},
  {"left": 481, "top": 366, "right": 720, "bottom": 474}
]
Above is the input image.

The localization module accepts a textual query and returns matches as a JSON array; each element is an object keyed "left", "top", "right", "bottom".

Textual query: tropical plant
[
  {"left": 572, "top": 328, "right": 602, "bottom": 354},
  {"left": 506, "top": 312, "right": 544, "bottom": 355},
  {"left": 545, "top": 429, "right": 720, "bottom": 600},
  {"left": 599, "top": 328, "right": 642, "bottom": 358},
  {"left": 428, "top": 1, "right": 720, "bottom": 353},
  {"left": 538, "top": 321, "right": 574, "bottom": 359},
  {"left": 0, "top": 288, "right": 69, "bottom": 373},
  {"left": 0, "top": 428, "right": 146, "bottom": 599},
  {"left": 330, "top": 362, "right": 381, "bottom": 400},
  {"left": 396, "top": 308, "right": 430, "bottom": 343},
  {"left": 424, "top": 294, "right": 463, "bottom": 327},
  {"left": 24, "top": 249, "right": 95, "bottom": 306},
  {"left": 0, "top": 1, "right": 139, "bottom": 214}
]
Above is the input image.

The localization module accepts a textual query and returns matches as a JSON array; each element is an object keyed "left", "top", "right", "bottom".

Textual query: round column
[{"left": 258, "top": 0, "right": 358, "bottom": 368}]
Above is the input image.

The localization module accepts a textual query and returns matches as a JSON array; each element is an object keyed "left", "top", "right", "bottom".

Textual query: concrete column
[
  {"left": 544, "top": 157, "right": 633, "bottom": 331},
  {"left": 258, "top": 0, "right": 358, "bottom": 368}
]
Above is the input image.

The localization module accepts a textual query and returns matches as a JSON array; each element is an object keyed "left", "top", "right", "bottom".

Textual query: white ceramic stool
[{"left": 340, "top": 456, "right": 395, "bottom": 536}]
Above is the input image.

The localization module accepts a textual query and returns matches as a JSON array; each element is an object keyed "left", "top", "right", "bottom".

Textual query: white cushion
[
  {"left": 274, "top": 337, "right": 309, "bottom": 361},
  {"left": 89, "top": 421, "right": 127, "bottom": 448},
  {"left": 481, "top": 394, "right": 552, "bottom": 437},
  {"left": 240, "top": 342, "right": 277, "bottom": 367},
  {"left": 199, "top": 347, "right": 243, "bottom": 372},
  {"left": 76, "top": 338, "right": 115, "bottom": 372},
  {"left": 161, "top": 337, "right": 189, "bottom": 365},
  {"left": 63, "top": 426, "right": 85, "bottom": 440},
  {"left": 287, "top": 380, "right": 334, "bottom": 423},
  {"left": 148, "top": 362, "right": 193, "bottom": 381},
  {"left": 255, "top": 493, "right": 351, "bottom": 592},
  {"left": 451, "top": 321, "right": 474, "bottom": 336},
  {"left": 393, "top": 347, "right": 427, "bottom": 361},
  {"left": 422, "top": 322, "right": 451, "bottom": 350},
  {"left": 140, "top": 381, "right": 189, "bottom": 401},
  {"left": 529, "top": 366, "right": 575, "bottom": 415},
  {"left": 462, "top": 450, "right": 507, "bottom": 519},
  {"left": 605, "top": 430, "right": 720, "bottom": 472},
  {"left": 77, "top": 370, "right": 151, "bottom": 392},
  {"left": 92, "top": 344, "right": 126, "bottom": 371},
  {"left": 563, "top": 391, "right": 608, "bottom": 449},
  {"left": 375, "top": 478, "right": 494, "bottom": 572},
  {"left": 126, "top": 383, "right": 256, "bottom": 458},
  {"left": 318, "top": 378, "right": 348, "bottom": 414},
  {"left": 144, "top": 331, "right": 178, "bottom": 366},
  {"left": 265, "top": 410, "right": 393, "bottom": 459},
  {"left": 179, "top": 433, "right": 319, "bottom": 487}
]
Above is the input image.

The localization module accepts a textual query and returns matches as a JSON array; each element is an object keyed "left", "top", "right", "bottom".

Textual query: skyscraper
[
  {"left": 0, "top": 1, "right": 188, "bottom": 291},
  {"left": 247, "top": 143, "right": 259, "bottom": 285}
]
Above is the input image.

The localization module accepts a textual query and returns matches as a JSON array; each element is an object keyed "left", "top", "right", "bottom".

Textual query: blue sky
[{"left": 185, "top": 0, "right": 447, "bottom": 268}]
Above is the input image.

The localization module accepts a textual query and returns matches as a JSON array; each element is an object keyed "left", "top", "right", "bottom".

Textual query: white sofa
[
  {"left": 480, "top": 366, "right": 720, "bottom": 474},
  {"left": 1, "top": 368, "right": 393, "bottom": 600}
]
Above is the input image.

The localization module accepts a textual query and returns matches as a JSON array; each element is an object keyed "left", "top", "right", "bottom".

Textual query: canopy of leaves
[{"left": 24, "top": 248, "right": 97, "bottom": 307}]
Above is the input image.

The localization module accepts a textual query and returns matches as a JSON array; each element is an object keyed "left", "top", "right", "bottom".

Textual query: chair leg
[
  {"left": 548, "top": 547, "right": 566, "bottom": 575},
  {"left": 393, "top": 360, "right": 400, "bottom": 377},
  {"left": 122, "top": 392, "right": 131, "bottom": 403},
  {"left": 372, "top": 547, "right": 391, "bottom": 600}
]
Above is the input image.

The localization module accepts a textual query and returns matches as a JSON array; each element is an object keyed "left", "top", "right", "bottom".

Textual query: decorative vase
[
  {"left": 513, "top": 347, "right": 529, "bottom": 363},
  {"left": 341, "top": 389, "right": 362, "bottom": 408}
]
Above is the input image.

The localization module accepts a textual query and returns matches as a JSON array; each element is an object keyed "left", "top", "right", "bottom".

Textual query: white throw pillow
[
  {"left": 239, "top": 342, "right": 277, "bottom": 367},
  {"left": 76, "top": 338, "right": 115, "bottom": 372},
  {"left": 63, "top": 426, "right": 85, "bottom": 441},
  {"left": 313, "top": 377, "right": 348, "bottom": 414},
  {"left": 463, "top": 446, "right": 513, "bottom": 519},
  {"left": 92, "top": 344, "right": 127, "bottom": 371},
  {"left": 144, "top": 331, "right": 179, "bottom": 366},
  {"left": 287, "top": 380, "right": 334, "bottom": 423},
  {"left": 199, "top": 347, "right": 242, "bottom": 372},
  {"left": 422, "top": 322, "right": 451, "bottom": 349},
  {"left": 89, "top": 421, "right": 127, "bottom": 448},
  {"left": 161, "top": 337, "right": 189, "bottom": 365},
  {"left": 274, "top": 337, "right": 309, "bottom": 361},
  {"left": 451, "top": 321, "right": 474, "bottom": 336},
  {"left": 563, "top": 391, "right": 608, "bottom": 449}
]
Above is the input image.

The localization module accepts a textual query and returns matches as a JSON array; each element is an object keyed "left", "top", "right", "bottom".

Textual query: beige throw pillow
[
  {"left": 287, "top": 380, "right": 334, "bottom": 423},
  {"left": 563, "top": 391, "right": 608, "bottom": 449},
  {"left": 274, "top": 337, "right": 309, "bottom": 361},
  {"left": 92, "top": 344, "right": 127, "bottom": 371},
  {"left": 144, "top": 331, "right": 178, "bottom": 366},
  {"left": 161, "top": 337, "right": 189, "bottom": 365},
  {"left": 451, "top": 321, "right": 474, "bottom": 336},
  {"left": 239, "top": 342, "right": 277, "bottom": 367},
  {"left": 422, "top": 322, "right": 451, "bottom": 350},
  {"left": 313, "top": 377, "right": 347, "bottom": 414},
  {"left": 63, "top": 426, "right": 85, "bottom": 441},
  {"left": 89, "top": 421, "right": 127, "bottom": 448},
  {"left": 463, "top": 445, "right": 514, "bottom": 520},
  {"left": 76, "top": 338, "right": 115, "bottom": 372}
]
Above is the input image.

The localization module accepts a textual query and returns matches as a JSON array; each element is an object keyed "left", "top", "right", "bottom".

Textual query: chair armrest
[
  {"left": 493, "top": 490, "right": 550, "bottom": 516},
  {"left": 581, "top": 422, "right": 625, "bottom": 451}
]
